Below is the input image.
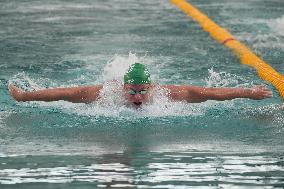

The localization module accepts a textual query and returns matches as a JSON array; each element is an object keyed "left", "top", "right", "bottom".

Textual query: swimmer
[{"left": 8, "top": 63, "right": 273, "bottom": 107}]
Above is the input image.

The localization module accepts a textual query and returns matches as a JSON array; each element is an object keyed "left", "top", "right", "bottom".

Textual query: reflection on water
[
  {"left": 0, "top": 152, "right": 283, "bottom": 188},
  {"left": 0, "top": 103, "right": 283, "bottom": 188}
]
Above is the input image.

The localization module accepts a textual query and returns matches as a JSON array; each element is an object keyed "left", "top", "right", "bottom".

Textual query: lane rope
[
  {"left": 170, "top": 0, "right": 284, "bottom": 98},
  {"left": 222, "top": 38, "right": 235, "bottom": 45}
]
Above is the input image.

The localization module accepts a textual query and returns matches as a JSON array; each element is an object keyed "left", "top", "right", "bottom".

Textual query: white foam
[
  {"left": 268, "top": 15, "right": 284, "bottom": 37},
  {"left": 232, "top": 15, "right": 284, "bottom": 49},
  {"left": 243, "top": 33, "right": 284, "bottom": 49}
]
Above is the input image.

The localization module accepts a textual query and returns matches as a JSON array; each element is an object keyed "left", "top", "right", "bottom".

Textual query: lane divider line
[{"left": 170, "top": 0, "right": 284, "bottom": 99}]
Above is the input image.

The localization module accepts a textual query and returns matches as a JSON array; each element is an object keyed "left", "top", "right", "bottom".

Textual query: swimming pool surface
[{"left": 0, "top": 0, "right": 284, "bottom": 188}]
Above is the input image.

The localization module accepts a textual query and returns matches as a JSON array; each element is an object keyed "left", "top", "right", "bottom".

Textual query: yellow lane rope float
[{"left": 170, "top": 0, "right": 284, "bottom": 98}]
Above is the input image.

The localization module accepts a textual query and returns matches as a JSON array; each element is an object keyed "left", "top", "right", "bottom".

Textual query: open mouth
[{"left": 133, "top": 102, "right": 142, "bottom": 106}]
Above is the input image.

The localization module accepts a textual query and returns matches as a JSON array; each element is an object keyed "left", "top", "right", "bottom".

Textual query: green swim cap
[{"left": 124, "top": 63, "right": 151, "bottom": 84}]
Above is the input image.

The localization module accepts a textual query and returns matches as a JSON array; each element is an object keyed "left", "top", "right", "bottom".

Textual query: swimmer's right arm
[{"left": 8, "top": 84, "right": 103, "bottom": 103}]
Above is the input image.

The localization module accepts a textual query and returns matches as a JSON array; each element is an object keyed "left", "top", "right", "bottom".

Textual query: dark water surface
[{"left": 0, "top": 0, "right": 284, "bottom": 188}]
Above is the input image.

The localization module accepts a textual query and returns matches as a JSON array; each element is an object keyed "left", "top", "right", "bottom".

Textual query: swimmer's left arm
[{"left": 165, "top": 85, "right": 273, "bottom": 103}]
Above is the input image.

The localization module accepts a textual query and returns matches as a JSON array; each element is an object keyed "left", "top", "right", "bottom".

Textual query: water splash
[
  {"left": 9, "top": 72, "right": 45, "bottom": 91},
  {"left": 67, "top": 82, "right": 206, "bottom": 118},
  {"left": 204, "top": 68, "right": 250, "bottom": 88},
  {"left": 8, "top": 56, "right": 256, "bottom": 119},
  {"left": 101, "top": 52, "right": 139, "bottom": 83}
]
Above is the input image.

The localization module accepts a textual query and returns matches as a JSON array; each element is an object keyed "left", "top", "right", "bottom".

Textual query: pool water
[{"left": 0, "top": 0, "right": 284, "bottom": 188}]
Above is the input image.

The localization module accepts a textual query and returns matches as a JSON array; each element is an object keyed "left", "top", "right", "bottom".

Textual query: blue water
[{"left": 0, "top": 0, "right": 284, "bottom": 188}]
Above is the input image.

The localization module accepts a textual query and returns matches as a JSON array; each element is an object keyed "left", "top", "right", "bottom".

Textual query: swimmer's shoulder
[
  {"left": 157, "top": 85, "right": 187, "bottom": 99},
  {"left": 159, "top": 85, "right": 204, "bottom": 102},
  {"left": 160, "top": 84, "right": 196, "bottom": 92}
]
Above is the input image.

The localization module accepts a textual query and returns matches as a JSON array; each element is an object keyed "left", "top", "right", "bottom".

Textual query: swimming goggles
[{"left": 128, "top": 89, "right": 148, "bottom": 95}]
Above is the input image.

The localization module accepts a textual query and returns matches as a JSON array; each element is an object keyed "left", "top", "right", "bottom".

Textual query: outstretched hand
[
  {"left": 249, "top": 85, "right": 273, "bottom": 100},
  {"left": 8, "top": 84, "right": 24, "bottom": 101}
]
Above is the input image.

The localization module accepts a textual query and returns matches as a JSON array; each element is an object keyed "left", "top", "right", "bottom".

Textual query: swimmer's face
[{"left": 123, "top": 84, "right": 152, "bottom": 107}]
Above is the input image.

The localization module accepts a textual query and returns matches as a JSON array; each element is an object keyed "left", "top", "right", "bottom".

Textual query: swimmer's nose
[{"left": 134, "top": 94, "right": 143, "bottom": 100}]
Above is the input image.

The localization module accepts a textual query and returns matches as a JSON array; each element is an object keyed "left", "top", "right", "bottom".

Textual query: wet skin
[
  {"left": 8, "top": 83, "right": 273, "bottom": 105},
  {"left": 123, "top": 84, "right": 152, "bottom": 107}
]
